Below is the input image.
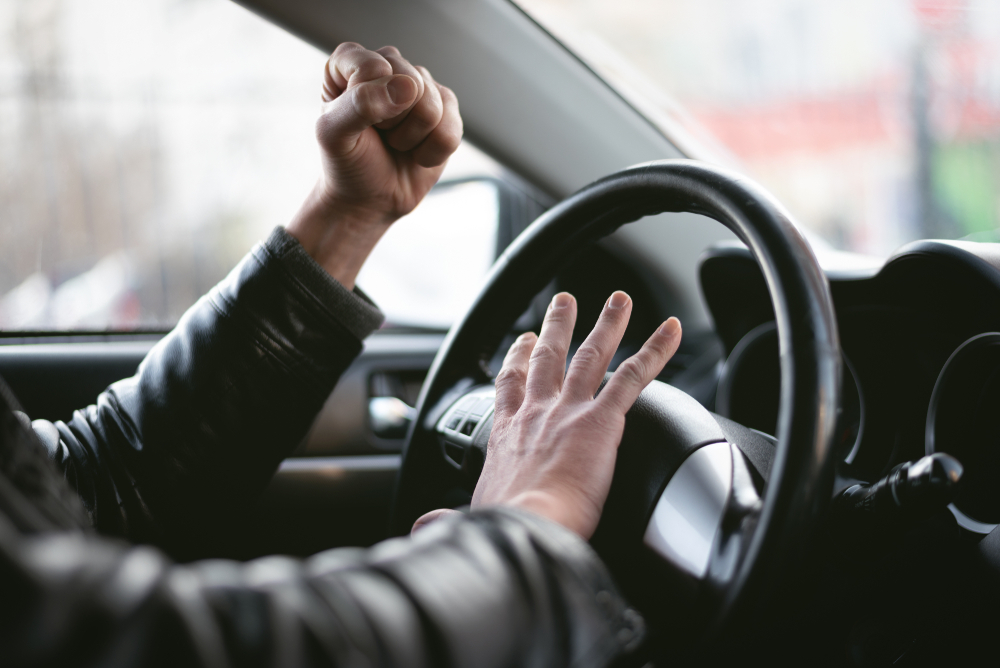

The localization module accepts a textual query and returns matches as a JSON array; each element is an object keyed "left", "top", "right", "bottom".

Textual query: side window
[
  {"left": 358, "top": 179, "right": 500, "bottom": 329},
  {"left": 0, "top": 0, "right": 511, "bottom": 333}
]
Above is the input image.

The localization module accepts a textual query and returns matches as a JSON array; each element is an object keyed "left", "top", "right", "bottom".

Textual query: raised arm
[{"left": 29, "top": 44, "right": 461, "bottom": 553}]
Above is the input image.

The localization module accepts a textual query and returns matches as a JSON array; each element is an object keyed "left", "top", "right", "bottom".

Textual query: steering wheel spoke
[{"left": 434, "top": 386, "right": 495, "bottom": 476}]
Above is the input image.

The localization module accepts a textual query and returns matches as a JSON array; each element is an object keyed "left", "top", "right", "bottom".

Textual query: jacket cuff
[
  {"left": 262, "top": 226, "right": 385, "bottom": 341},
  {"left": 383, "top": 505, "right": 645, "bottom": 666},
  {"left": 473, "top": 507, "right": 646, "bottom": 658}
]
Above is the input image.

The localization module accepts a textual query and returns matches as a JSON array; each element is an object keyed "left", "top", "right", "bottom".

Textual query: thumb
[
  {"left": 411, "top": 508, "right": 462, "bottom": 535},
  {"left": 318, "top": 74, "right": 418, "bottom": 153}
]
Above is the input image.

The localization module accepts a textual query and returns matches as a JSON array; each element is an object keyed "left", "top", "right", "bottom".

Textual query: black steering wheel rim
[{"left": 390, "top": 159, "right": 841, "bottom": 640}]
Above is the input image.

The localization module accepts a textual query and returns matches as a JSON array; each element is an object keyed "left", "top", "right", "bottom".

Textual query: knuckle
[
  {"left": 333, "top": 42, "right": 362, "bottom": 56},
  {"left": 575, "top": 410, "right": 606, "bottom": 433},
  {"left": 517, "top": 403, "right": 544, "bottom": 423},
  {"left": 350, "top": 84, "right": 379, "bottom": 110},
  {"left": 410, "top": 95, "right": 444, "bottom": 127},
  {"left": 356, "top": 59, "right": 391, "bottom": 81},
  {"left": 616, "top": 358, "right": 648, "bottom": 386},
  {"left": 438, "top": 124, "right": 463, "bottom": 151},
  {"left": 510, "top": 336, "right": 533, "bottom": 355},
  {"left": 529, "top": 341, "right": 560, "bottom": 362},
  {"left": 377, "top": 45, "right": 401, "bottom": 56},
  {"left": 516, "top": 331, "right": 538, "bottom": 346},
  {"left": 504, "top": 334, "right": 535, "bottom": 357},
  {"left": 489, "top": 405, "right": 510, "bottom": 429},
  {"left": 495, "top": 365, "right": 527, "bottom": 388},
  {"left": 544, "top": 307, "right": 572, "bottom": 325},
  {"left": 570, "top": 345, "right": 601, "bottom": 369}
]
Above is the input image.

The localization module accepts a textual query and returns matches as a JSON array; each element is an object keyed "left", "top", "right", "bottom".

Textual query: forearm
[
  {"left": 1, "top": 508, "right": 642, "bottom": 668},
  {"left": 34, "top": 228, "right": 383, "bottom": 551},
  {"left": 286, "top": 181, "right": 396, "bottom": 290}
]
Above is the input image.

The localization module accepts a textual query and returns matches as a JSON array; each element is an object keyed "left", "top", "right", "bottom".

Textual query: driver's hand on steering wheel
[
  {"left": 415, "top": 292, "right": 681, "bottom": 539},
  {"left": 287, "top": 43, "right": 462, "bottom": 289}
]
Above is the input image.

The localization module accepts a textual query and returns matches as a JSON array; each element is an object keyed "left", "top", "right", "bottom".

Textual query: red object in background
[
  {"left": 696, "top": 90, "right": 1000, "bottom": 162},
  {"left": 694, "top": 89, "right": 897, "bottom": 161},
  {"left": 911, "top": 0, "right": 967, "bottom": 32},
  {"left": 113, "top": 292, "right": 142, "bottom": 331},
  {"left": 691, "top": 1, "right": 1000, "bottom": 163}
]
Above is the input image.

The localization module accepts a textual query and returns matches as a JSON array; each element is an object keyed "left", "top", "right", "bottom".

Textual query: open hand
[{"left": 472, "top": 291, "right": 681, "bottom": 539}]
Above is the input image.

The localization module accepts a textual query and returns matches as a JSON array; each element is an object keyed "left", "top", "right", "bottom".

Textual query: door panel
[
  {"left": 0, "top": 340, "right": 156, "bottom": 422},
  {"left": 0, "top": 331, "right": 443, "bottom": 555},
  {"left": 299, "top": 333, "right": 444, "bottom": 456}
]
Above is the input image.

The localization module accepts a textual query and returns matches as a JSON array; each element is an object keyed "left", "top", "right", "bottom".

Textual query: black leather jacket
[{"left": 0, "top": 228, "right": 643, "bottom": 667}]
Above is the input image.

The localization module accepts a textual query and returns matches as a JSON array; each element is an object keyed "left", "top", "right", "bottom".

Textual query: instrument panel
[
  {"left": 926, "top": 332, "right": 1000, "bottom": 533},
  {"left": 701, "top": 240, "right": 1000, "bottom": 534}
]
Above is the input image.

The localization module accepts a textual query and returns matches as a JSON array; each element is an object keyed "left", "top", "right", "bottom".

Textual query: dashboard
[{"left": 701, "top": 239, "right": 1000, "bottom": 535}]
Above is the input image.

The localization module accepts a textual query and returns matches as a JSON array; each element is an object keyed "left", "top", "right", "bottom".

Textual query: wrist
[
  {"left": 287, "top": 182, "right": 395, "bottom": 289},
  {"left": 505, "top": 490, "right": 595, "bottom": 539}
]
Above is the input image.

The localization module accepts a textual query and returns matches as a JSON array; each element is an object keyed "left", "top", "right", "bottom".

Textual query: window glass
[
  {"left": 358, "top": 180, "right": 499, "bottom": 330},
  {"left": 515, "top": 0, "right": 1000, "bottom": 257},
  {"left": 0, "top": 0, "right": 502, "bottom": 331}
]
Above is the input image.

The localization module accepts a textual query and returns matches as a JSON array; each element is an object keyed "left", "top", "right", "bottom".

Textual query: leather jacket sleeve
[
  {"left": 4, "top": 226, "right": 645, "bottom": 667},
  {"left": 31, "top": 226, "right": 385, "bottom": 555},
  {"left": 1, "top": 506, "right": 643, "bottom": 667}
]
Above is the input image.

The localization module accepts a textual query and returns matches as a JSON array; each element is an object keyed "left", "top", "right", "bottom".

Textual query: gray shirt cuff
[{"left": 262, "top": 226, "right": 385, "bottom": 341}]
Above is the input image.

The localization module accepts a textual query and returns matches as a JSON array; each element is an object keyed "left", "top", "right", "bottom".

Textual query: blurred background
[
  {"left": 518, "top": 0, "right": 1000, "bottom": 255},
  {"left": 0, "top": 0, "right": 501, "bottom": 331},
  {"left": 1, "top": 0, "right": 999, "bottom": 331}
]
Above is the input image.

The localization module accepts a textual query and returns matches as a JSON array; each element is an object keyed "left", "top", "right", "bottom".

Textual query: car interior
[{"left": 2, "top": 0, "right": 1000, "bottom": 665}]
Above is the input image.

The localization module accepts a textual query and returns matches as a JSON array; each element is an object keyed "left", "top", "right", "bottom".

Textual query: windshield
[{"left": 516, "top": 0, "right": 1000, "bottom": 256}]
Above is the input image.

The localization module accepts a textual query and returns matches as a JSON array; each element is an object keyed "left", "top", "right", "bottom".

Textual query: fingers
[
  {"left": 563, "top": 291, "right": 633, "bottom": 401},
  {"left": 598, "top": 317, "right": 683, "bottom": 414},
  {"left": 318, "top": 74, "right": 419, "bottom": 154},
  {"left": 319, "top": 43, "right": 420, "bottom": 154},
  {"left": 384, "top": 67, "right": 445, "bottom": 151},
  {"left": 493, "top": 332, "right": 537, "bottom": 423},
  {"left": 320, "top": 43, "right": 461, "bottom": 163},
  {"left": 323, "top": 42, "right": 392, "bottom": 101},
  {"left": 525, "top": 293, "right": 577, "bottom": 400},
  {"left": 411, "top": 83, "right": 463, "bottom": 167},
  {"left": 373, "top": 46, "right": 426, "bottom": 130}
]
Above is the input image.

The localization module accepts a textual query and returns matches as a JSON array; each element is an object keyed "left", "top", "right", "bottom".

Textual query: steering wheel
[{"left": 390, "top": 160, "right": 841, "bottom": 658}]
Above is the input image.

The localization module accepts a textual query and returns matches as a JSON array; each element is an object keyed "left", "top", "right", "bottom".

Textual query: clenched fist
[{"left": 288, "top": 43, "right": 463, "bottom": 289}]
